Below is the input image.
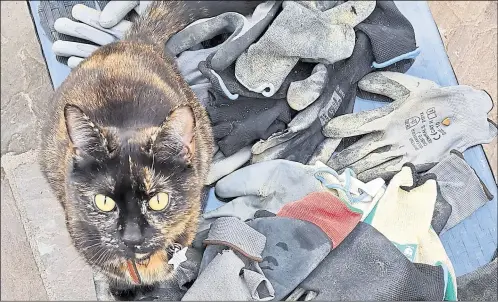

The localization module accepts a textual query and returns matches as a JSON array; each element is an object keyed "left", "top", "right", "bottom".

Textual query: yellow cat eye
[
  {"left": 94, "top": 194, "right": 116, "bottom": 212},
  {"left": 148, "top": 193, "right": 169, "bottom": 211}
]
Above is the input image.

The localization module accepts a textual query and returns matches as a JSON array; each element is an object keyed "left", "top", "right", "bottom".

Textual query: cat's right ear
[{"left": 64, "top": 104, "right": 109, "bottom": 159}]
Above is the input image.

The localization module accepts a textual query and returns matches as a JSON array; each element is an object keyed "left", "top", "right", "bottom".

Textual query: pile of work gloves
[{"left": 39, "top": 0, "right": 498, "bottom": 301}]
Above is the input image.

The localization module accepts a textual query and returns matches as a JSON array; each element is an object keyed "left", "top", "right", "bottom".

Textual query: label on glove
[
  {"left": 319, "top": 86, "right": 345, "bottom": 126},
  {"left": 405, "top": 107, "right": 447, "bottom": 151},
  {"left": 392, "top": 242, "right": 418, "bottom": 262}
]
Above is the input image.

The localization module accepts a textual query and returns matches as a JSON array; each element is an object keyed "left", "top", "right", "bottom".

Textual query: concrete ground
[
  {"left": 428, "top": 1, "right": 498, "bottom": 179},
  {"left": 1, "top": 1, "right": 496, "bottom": 300}
]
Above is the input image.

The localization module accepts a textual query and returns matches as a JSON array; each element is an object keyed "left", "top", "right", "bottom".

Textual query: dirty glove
[
  {"left": 324, "top": 71, "right": 498, "bottom": 182},
  {"left": 287, "top": 64, "right": 328, "bottom": 111},
  {"left": 287, "top": 222, "right": 447, "bottom": 301},
  {"left": 234, "top": 1, "right": 376, "bottom": 97},
  {"left": 206, "top": 146, "right": 252, "bottom": 185},
  {"left": 206, "top": 91, "right": 293, "bottom": 157},
  {"left": 364, "top": 164, "right": 457, "bottom": 300},
  {"left": 251, "top": 0, "right": 421, "bottom": 164},
  {"left": 199, "top": 60, "right": 316, "bottom": 100},
  {"left": 251, "top": 31, "right": 373, "bottom": 164},
  {"left": 199, "top": 160, "right": 383, "bottom": 232},
  {"left": 456, "top": 258, "right": 497, "bottom": 301},
  {"left": 427, "top": 150, "right": 494, "bottom": 233},
  {"left": 202, "top": 160, "right": 332, "bottom": 226},
  {"left": 247, "top": 217, "right": 331, "bottom": 300},
  {"left": 98, "top": 1, "right": 150, "bottom": 28},
  {"left": 183, "top": 217, "right": 274, "bottom": 301}
]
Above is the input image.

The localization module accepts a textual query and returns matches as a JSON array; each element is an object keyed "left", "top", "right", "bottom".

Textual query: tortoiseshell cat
[{"left": 39, "top": 0, "right": 261, "bottom": 297}]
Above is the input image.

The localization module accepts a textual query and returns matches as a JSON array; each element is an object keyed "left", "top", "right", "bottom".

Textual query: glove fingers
[
  {"left": 325, "top": 1, "right": 376, "bottom": 27},
  {"left": 67, "top": 56, "right": 85, "bottom": 68},
  {"left": 215, "top": 161, "right": 285, "bottom": 198},
  {"left": 72, "top": 4, "right": 132, "bottom": 39},
  {"left": 253, "top": 101, "right": 321, "bottom": 154},
  {"left": 253, "top": 122, "right": 323, "bottom": 164},
  {"left": 288, "top": 96, "right": 324, "bottom": 130},
  {"left": 307, "top": 137, "right": 342, "bottom": 165},
  {"left": 136, "top": 1, "right": 153, "bottom": 15},
  {"left": 166, "top": 12, "right": 245, "bottom": 56},
  {"left": 357, "top": 158, "right": 407, "bottom": 182},
  {"left": 52, "top": 40, "right": 99, "bottom": 58},
  {"left": 278, "top": 125, "right": 325, "bottom": 163},
  {"left": 287, "top": 63, "right": 328, "bottom": 111},
  {"left": 99, "top": 0, "right": 138, "bottom": 28},
  {"left": 346, "top": 147, "right": 405, "bottom": 175},
  {"left": 285, "top": 287, "right": 307, "bottom": 301},
  {"left": 216, "top": 103, "right": 290, "bottom": 156},
  {"left": 251, "top": 142, "right": 290, "bottom": 164},
  {"left": 206, "top": 147, "right": 252, "bottom": 185},
  {"left": 262, "top": 120, "right": 287, "bottom": 140},
  {"left": 252, "top": 129, "right": 299, "bottom": 154},
  {"left": 202, "top": 195, "right": 260, "bottom": 221},
  {"left": 358, "top": 71, "right": 439, "bottom": 102},
  {"left": 54, "top": 17, "right": 116, "bottom": 46},
  {"left": 286, "top": 140, "right": 323, "bottom": 164},
  {"left": 327, "top": 132, "right": 386, "bottom": 171},
  {"left": 322, "top": 105, "right": 390, "bottom": 138}
]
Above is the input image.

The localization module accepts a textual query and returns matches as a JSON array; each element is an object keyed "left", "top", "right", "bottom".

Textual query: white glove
[
  {"left": 52, "top": 1, "right": 151, "bottom": 68},
  {"left": 99, "top": 1, "right": 152, "bottom": 28}
]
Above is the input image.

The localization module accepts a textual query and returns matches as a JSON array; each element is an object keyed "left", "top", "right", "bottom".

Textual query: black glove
[{"left": 205, "top": 90, "right": 293, "bottom": 157}]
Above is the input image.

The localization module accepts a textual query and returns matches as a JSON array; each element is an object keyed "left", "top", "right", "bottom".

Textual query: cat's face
[{"left": 63, "top": 104, "right": 198, "bottom": 280}]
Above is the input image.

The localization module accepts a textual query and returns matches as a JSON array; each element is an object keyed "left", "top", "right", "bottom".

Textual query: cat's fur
[{"left": 38, "top": 0, "right": 237, "bottom": 295}]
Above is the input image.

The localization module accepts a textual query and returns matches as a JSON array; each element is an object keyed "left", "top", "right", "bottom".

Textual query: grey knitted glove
[
  {"left": 234, "top": 1, "right": 375, "bottom": 97},
  {"left": 323, "top": 71, "right": 497, "bottom": 182},
  {"left": 166, "top": 1, "right": 279, "bottom": 71},
  {"left": 287, "top": 63, "right": 328, "bottom": 111},
  {"left": 206, "top": 146, "right": 252, "bottom": 185},
  {"left": 456, "top": 258, "right": 497, "bottom": 301},
  {"left": 250, "top": 31, "right": 373, "bottom": 165},
  {"left": 183, "top": 217, "right": 274, "bottom": 301},
  {"left": 427, "top": 150, "right": 494, "bottom": 233}
]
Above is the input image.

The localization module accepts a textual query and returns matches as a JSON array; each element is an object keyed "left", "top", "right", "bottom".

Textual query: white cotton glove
[
  {"left": 51, "top": 1, "right": 152, "bottom": 68},
  {"left": 99, "top": 1, "right": 152, "bottom": 28}
]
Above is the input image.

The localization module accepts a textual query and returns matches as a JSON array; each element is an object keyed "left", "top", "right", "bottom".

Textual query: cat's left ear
[
  {"left": 154, "top": 106, "right": 196, "bottom": 164},
  {"left": 64, "top": 104, "right": 109, "bottom": 159}
]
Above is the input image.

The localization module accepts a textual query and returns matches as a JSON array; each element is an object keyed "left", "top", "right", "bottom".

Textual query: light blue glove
[{"left": 199, "top": 160, "right": 385, "bottom": 232}]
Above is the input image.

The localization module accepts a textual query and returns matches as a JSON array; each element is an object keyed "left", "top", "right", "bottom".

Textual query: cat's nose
[{"left": 121, "top": 221, "right": 144, "bottom": 248}]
